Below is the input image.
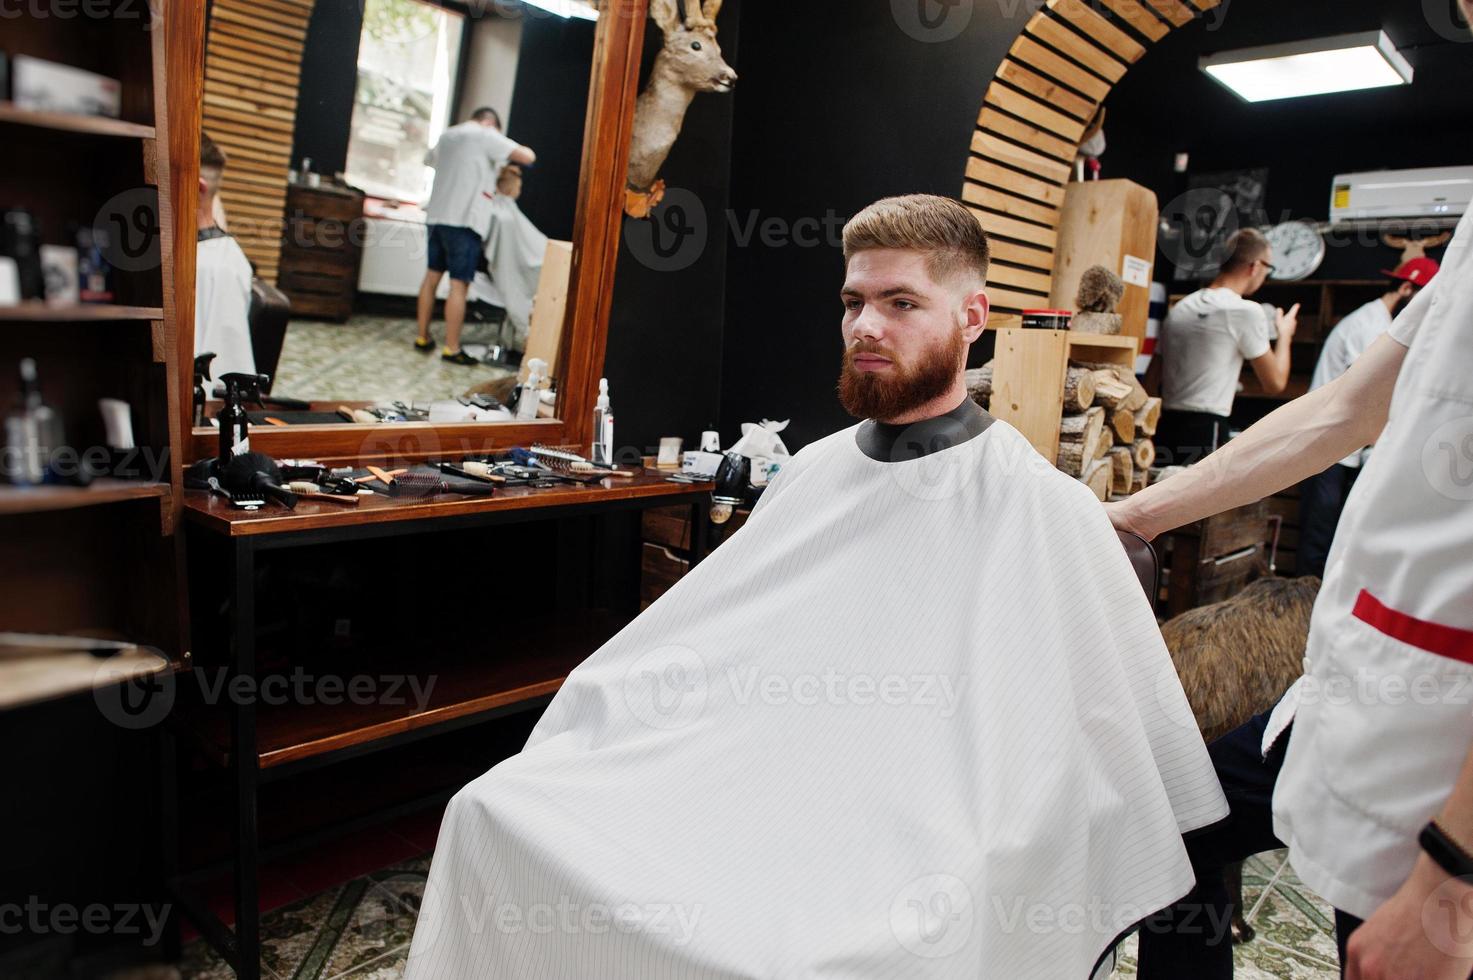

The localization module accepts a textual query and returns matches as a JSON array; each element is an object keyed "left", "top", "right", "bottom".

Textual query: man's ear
[
  {"left": 961, "top": 286, "right": 990, "bottom": 342},
  {"left": 198, "top": 177, "right": 209, "bottom": 197}
]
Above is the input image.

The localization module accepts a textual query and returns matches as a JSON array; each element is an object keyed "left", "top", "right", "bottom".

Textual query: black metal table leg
[
  {"left": 232, "top": 539, "right": 260, "bottom": 980},
  {"left": 688, "top": 499, "right": 709, "bottom": 568}
]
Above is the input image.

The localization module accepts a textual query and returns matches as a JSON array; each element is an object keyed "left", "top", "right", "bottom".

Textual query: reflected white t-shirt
[
  {"left": 423, "top": 122, "right": 522, "bottom": 232},
  {"left": 1161, "top": 287, "right": 1272, "bottom": 417}
]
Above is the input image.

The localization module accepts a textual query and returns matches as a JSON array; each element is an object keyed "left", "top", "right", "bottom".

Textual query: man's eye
[
  {"left": 895, "top": 300, "right": 916, "bottom": 311},
  {"left": 844, "top": 300, "right": 862, "bottom": 312}
]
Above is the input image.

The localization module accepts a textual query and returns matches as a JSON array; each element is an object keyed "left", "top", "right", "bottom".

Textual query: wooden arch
[{"left": 965, "top": 0, "right": 1223, "bottom": 320}]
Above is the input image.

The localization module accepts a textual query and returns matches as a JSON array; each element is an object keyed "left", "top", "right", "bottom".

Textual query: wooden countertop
[{"left": 183, "top": 466, "right": 712, "bottom": 537}]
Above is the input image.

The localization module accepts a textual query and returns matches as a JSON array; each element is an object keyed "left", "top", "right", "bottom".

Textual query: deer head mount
[
  {"left": 1382, "top": 231, "right": 1452, "bottom": 266},
  {"left": 625, "top": 0, "right": 736, "bottom": 218}
]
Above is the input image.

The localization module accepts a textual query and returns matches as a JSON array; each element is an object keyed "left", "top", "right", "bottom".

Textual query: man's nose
[{"left": 850, "top": 307, "right": 885, "bottom": 343}]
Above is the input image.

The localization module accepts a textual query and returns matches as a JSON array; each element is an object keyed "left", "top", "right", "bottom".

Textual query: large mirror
[{"left": 185, "top": 0, "right": 613, "bottom": 447}]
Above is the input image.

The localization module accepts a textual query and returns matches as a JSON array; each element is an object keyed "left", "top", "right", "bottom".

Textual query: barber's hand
[
  {"left": 1344, "top": 855, "right": 1473, "bottom": 980},
  {"left": 1276, "top": 303, "right": 1301, "bottom": 342},
  {"left": 1104, "top": 500, "right": 1154, "bottom": 541}
]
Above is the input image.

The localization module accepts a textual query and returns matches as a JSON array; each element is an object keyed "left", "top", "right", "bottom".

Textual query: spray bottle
[
  {"left": 516, "top": 358, "right": 548, "bottom": 421},
  {"left": 193, "top": 351, "right": 217, "bottom": 427},
  {"left": 4, "top": 358, "right": 61, "bottom": 485},
  {"left": 217, "top": 372, "right": 270, "bottom": 470},
  {"left": 592, "top": 378, "right": 613, "bottom": 466}
]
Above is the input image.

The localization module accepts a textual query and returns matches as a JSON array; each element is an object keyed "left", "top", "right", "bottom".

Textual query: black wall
[
  {"left": 290, "top": 0, "right": 366, "bottom": 177},
  {"left": 600, "top": 1, "right": 744, "bottom": 457},
  {"left": 713, "top": 1, "right": 1034, "bottom": 453},
  {"left": 1100, "top": 0, "right": 1471, "bottom": 281},
  {"left": 507, "top": 15, "right": 597, "bottom": 242}
]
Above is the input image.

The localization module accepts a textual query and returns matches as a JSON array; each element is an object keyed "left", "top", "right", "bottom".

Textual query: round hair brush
[{"left": 389, "top": 472, "right": 499, "bottom": 499}]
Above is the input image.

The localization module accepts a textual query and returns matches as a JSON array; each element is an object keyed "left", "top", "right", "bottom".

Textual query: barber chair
[
  {"left": 1117, "top": 528, "right": 1160, "bottom": 608},
  {"left": 248, "top": 277, "right": 291, "bottom": 393}
]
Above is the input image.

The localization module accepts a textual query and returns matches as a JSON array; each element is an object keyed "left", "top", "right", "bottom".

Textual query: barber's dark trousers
[
  {"left": 1298, "top": 464, "right": 1360, "bottom": 580},
  {"left": 1136, "top": 709, "right": 1287, "bottom": 980},
  {"left": 1155, "top": 410, "right": 1231, "bottom": 467}
]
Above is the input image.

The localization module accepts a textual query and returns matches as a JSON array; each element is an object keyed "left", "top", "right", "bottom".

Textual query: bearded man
[{"left": 404, "top": 194, "right": 1226, "bottom": 979}]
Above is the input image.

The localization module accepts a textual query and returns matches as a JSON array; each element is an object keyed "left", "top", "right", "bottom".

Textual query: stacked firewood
[{"left": 966, "top": 361, "right": 1163, "bottom": 502}]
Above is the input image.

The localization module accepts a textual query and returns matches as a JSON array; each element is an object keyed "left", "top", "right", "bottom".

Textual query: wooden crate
[
  {"left": 278, "top": 184, "right": 366, "bottom": 321},
  {"left": 1047, "top": 179, "right": 1159, "bottom": 343},
  {"left": 1162, "top": 501, "right": 1272, "bottom": 618},
  {"left": 990, "top": 327, "right": 1139, "bottom": 462}
]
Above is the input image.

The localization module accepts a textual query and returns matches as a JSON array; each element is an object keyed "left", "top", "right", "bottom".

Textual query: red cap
[{"left": 1381, "top": 257, "right": 1440, "bottom": 286}]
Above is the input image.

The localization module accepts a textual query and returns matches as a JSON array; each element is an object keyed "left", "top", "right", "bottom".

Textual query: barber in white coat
[{"left": 1111, "top": 192, "right": 1473, "bottom": 980}]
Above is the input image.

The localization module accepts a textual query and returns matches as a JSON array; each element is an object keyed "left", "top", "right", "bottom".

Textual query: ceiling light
[{"left": 1199, "top": 31, "right": 1413, "bottom": 103}]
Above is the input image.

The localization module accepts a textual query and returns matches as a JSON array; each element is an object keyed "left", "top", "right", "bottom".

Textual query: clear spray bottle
[{"left": 592, "top": 378, "right": 613, "bottom": 466}]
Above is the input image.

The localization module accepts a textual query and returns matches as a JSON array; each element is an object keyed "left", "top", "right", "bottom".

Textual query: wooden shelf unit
[
  {"left": 0, "top": 479, "right": 168, "bottom": 517},
  {"left": 185, "top": 611, "right": 628, "bottom": 771},
  {"left": 0, "top": 303, "right": 164, "bottom": 322},
  {"left": 0, "top": 101, "right": 157, "bottom": 140},
  {"left": 1, "top": 0, "right": 199, "bottom": 661},
  {"left": 989, "top": 328, "right": 1139, "bottom": 463}
]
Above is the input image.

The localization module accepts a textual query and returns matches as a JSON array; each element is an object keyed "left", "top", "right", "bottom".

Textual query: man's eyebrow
[{"left": 841, "top": 285, "right": 921, "bottom": 299}]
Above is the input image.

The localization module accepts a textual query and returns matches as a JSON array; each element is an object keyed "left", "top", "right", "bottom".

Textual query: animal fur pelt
[{"left": 1163, "top": 575, "right": 1321, "bottom": 743}]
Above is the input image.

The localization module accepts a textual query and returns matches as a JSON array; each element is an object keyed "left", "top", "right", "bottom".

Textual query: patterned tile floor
[
  {"left": 272, "top": 315, "right": 516, "bottom": 406},
  {"left": 175, "top": 849, "right": 1340, "bottom": 979},
  {"left": 1114, "top": 849, "right": 1341, "bottom": 979}
]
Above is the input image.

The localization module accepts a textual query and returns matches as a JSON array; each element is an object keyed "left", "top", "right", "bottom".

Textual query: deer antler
[
  {"left": 649, "top": 0, "right": 682, "bottom": 34},
  {"left": 1382, "top": 231, "right": 1452, "bottom": 264},
  {"left": 703, "top": 0, "right": 724, "bottom": 23}
]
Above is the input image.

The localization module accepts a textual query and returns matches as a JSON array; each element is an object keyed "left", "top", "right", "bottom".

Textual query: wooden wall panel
[
  {"left": 967, "top": 0, "right": 1202, "bottom": 318},
  {"left": 201, "top": 0, "right": 314, "bottom": 285}
]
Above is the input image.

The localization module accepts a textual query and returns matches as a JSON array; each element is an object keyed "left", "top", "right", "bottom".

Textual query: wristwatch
[{"left": 1420, "top": 821, "right": 1473, "bottom": 879}]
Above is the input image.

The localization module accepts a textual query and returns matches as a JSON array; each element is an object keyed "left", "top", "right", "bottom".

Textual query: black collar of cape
[
  {"left": 855, "top": 396, "right": 996, "bottom": 462},
  {"left": 197, "top": 226, "right": 231, "bottom": 244}
]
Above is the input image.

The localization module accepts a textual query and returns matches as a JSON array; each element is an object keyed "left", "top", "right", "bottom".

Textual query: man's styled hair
[
  {"left": 842, "top": 194, "right": 991, "bottom": 287},
  {"left": 200, "top": 131, "right": 227, "bottom": 196},
  {"left": 471, "top": 106, "right": 503, "bottom": 128},
  {"left": 1220, "top": 228, "right": 1270, "bottom": 274}
]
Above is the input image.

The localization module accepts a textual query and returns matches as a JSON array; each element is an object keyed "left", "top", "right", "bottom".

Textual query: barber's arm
[
  {"left": 1248, "top": 302, "right": 1300, "bottom": 395},
  {"left": 1107, "top": 330, "right": 1406, "bottom": 540},
  {"left": 1343, "top": 747, "right": 1473, "bottom": 980},
  {"left": 510, "top": 145, "right": 536, "bottom": 166}
]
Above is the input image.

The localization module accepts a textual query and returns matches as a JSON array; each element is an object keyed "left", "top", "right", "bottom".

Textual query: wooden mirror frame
[
  {"left": 962, "top": 0, "right": 1221, "bottom": 321},
  {"left": 176, "top": 0, "right": 649, "bottom": 466}
]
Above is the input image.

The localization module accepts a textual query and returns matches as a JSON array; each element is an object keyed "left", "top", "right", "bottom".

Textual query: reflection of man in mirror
[
  {"left": 414, "top": 107, "right": 537, "bottom": 366},
  {"left": 195, "top": 132, "right": 256, "bottom": 380}
]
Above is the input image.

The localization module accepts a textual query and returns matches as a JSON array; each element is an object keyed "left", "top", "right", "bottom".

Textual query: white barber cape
[
  {"left": 405, "top": 420, "right": 1227, "bottom": 979},
  {"left": 1268, "top": 209, "right": 1473, "bottom": 920},
  {"left": 470, "top": 194, "right": 548, "bottom": 347},
  {"left": 195, "top": 233, "right": 256, "bottom": 380}
]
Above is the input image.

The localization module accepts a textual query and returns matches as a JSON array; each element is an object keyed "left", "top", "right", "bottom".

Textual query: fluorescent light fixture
[
  {"left": 520, "top": 0, "right": 600, "bottom": 20},
  {"left": 1200, "top": 31, "right": 1413, "bottom": 103}
]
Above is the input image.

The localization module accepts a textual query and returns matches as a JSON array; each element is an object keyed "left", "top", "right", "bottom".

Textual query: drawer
[
  {"left": 640, "top": 543, "right": 689, "bottom": 610},
  {"left": 642, "top": 506, "right": 692, "bottom": 552}
]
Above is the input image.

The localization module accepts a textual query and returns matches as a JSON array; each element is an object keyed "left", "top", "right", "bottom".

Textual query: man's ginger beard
[{"left": 838, "top": 324, "right": 966, "bottom": 422}]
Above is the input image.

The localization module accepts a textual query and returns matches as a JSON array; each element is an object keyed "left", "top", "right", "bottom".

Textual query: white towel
[{"left": 406, "top": 420, "right": 1227, "bottom": 979}]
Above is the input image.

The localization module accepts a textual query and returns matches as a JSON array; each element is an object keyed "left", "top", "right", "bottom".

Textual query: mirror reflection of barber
[{"left": 413, "top": 107, "right": 536, "bottom": 366}]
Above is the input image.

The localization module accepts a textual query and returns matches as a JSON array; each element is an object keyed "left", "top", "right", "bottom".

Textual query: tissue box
[
  {"left": 680, "top": 451, "right": 724, "bottom": 480},
  {"left": 13, "top": 56, "right": 122, "bottom": 118}
]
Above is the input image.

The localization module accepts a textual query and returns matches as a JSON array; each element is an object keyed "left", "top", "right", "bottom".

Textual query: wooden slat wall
[
  {"left": 201, "top": 0, "right": 314, "bottom": 285},
  {"left": 967, "top": 0, "right": 1214, "bottom": 317}
]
